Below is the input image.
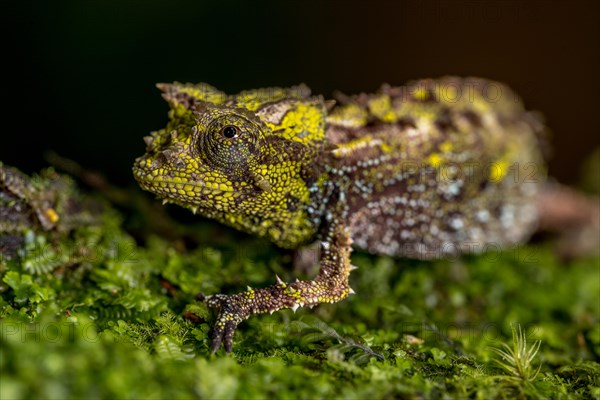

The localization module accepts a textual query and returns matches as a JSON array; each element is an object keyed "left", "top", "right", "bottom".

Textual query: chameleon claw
[
  {"left": 210, "top": 319, "right": 237, "bottom": 353},
  {"left": 202, "top": 293, "right": 248, "bottom": 353}
]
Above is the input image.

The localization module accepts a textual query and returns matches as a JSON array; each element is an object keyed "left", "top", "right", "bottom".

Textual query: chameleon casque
[{"left": 133, "top": 77, "right": 547, "bottom": 352}]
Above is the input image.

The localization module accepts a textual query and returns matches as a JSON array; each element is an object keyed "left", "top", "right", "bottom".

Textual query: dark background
[{"left": 5, "top": 0, "right": 599, "bottom": 186}]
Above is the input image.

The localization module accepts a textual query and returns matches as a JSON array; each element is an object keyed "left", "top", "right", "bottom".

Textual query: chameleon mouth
[
  {"left": 132, "top": 162, "right": 234, "bottom": 200},
  {"left": 137, "top": 177, "right": 232, "bottom": 195}
]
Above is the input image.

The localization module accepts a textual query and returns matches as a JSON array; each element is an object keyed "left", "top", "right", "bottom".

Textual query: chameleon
[
  {"left": 133, "top": 77, "right": 549, "bottom": 353},
  {"left": 0, "top": 162, "right": 103, "bottom": 259}
]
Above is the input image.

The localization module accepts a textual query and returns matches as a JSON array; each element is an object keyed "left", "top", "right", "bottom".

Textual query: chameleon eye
[
  {"left": 221, "top": 125, "right": 239, "bottom": 139},
  {"left": 196, "top": 113, "right": 263, "bottom": 176}
]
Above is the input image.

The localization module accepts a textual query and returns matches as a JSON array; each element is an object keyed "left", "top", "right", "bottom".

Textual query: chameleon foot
[
  {"left": 201, "top": 293, "right": 249, "bottom": 353},
  {"left": 197, "top": 224, "right": 354, "bottom": 353}
]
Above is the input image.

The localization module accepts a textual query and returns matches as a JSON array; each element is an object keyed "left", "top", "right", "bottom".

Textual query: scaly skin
[{"left": 133, "top": 77, "right": 546, "bottom": 352}]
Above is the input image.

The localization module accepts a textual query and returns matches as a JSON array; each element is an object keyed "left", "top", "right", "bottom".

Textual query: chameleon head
[
  {"left": 133, "top": 82, "right": 328, "bottom": 246},
  {"left": 133, "top": 101, "right": 267, "bottom": 211}
]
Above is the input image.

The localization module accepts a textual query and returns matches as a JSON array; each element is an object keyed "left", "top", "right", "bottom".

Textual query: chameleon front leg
[{"left": 202, "top": 222, "right": 355, "bottom": 353}]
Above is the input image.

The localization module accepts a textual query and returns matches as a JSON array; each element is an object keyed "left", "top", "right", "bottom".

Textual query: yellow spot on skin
[
  {"left": 489, "top": 160, "right": 508, "bottom": 182},
  {"left": 440, "top": 141, "right": 453, "bottom": 153},
  {"left": 332, "top": 135, "right": 382, "bottom": 157},
  {"left": 368, "top": 95, "right": 396, "bottom": 122},
  {"left": 413, "top": 87, "right": 429, "bottom": 101},
  {"left": 441, "top": 85, "right": 458, "bottom": 103},
  {"left": 45, "top": 208, "right": 59, "bottom": 223},
  {"left": 428, "top": 153, "right": 442, "bottom": 168},
  {"left": 326, "top": 103, "right": 368, "bottom": 127},
  {"left": 267, "top": 102, "right": 325, "bottom": 144}
]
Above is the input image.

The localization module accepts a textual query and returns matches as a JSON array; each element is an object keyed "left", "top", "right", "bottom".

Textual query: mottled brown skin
[
  {"left": 328, "top": 79, "right": 545, "bottom": 259},
  {"left": 133, "top": 77, "right": 546, "bottom": 352}
]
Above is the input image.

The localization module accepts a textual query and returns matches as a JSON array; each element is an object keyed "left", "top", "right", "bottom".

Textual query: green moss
[{"left": 1, "top": 169, "right": 599, "bottom": 399}]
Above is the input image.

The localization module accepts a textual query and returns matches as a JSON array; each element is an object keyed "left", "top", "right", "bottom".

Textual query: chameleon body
[{"left": 133, "top": 77, "right": 546, "bottom": 352}]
